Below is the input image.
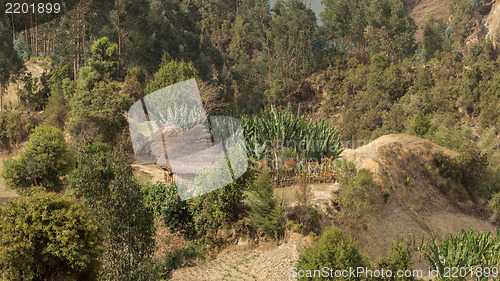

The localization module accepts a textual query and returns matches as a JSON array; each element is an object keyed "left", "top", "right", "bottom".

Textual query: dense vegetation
[{"left": 0, "top": 0, "right": 499, "bottom": 279}]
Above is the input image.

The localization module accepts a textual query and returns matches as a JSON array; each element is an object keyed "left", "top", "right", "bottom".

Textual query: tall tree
[
  {"left": 270, "top": 0, "right": 317, "bottom": 84},
  {"left": 69, "top": 143, "right": 155, "bottom": 281}
]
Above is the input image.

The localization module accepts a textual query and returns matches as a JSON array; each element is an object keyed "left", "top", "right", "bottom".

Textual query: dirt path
[
  {"left": 131, "top": 161, "right": 165, "bottom": 185},
  {"left": 170, "top": 234, "right": 307, "bottom": 281}
]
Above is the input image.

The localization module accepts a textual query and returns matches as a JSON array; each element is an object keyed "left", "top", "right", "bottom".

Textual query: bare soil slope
[
  {"left": 403, "top": 0, "right": 453, "bottom": 40},
  {"left": 340, "top": 134, "right": 497, "bottom": 267}
]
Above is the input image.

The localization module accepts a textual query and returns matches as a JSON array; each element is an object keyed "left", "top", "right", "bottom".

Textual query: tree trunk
[
  {"left": 43, "top": 33, "right": 46, "bottom": 57},
  {"left": 24, "top": 17, "right": 30, "bottom": 60},
  {"left": 116, "top": 0, "right": 121, "bottom": 77},
  {"left": 11, "top": 13, "right": 15, "bottom": 41},
  {"left": 0, "top": 84, "right": 3, "bottom": 112},
  {"left": 35, "top": 11, "right": 38, "bottom": 57}
]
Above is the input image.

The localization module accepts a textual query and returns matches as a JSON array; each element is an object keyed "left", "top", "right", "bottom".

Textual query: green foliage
[
  {"left": 1, "top": 125, "right": 73, "bottom": 193},
  {"left": 89, "top": 37, "right": 119, "bottom": 77},
  {"left": 248, "top": 172, "right": 283, "bottom": 239},
  {"left": 189, "top": 168, "right": 249, "bottom": 237},
  {"left": 265, "top": 79, "right": 285, "bottom": 104},
  {"left": 69, "top": 143, "right": 155, "bottom": 281},
  {"left": 241, "top": 104, "right": 342, "bottom": 161},
  {"left": 490, "top": 192, "right": 500, "bottom": 215},
  {"left": 295, "top": 226, "right": 368, "bottom": 280},
  {"left": 143, "top": 181, "right": 193, "bottom": 235},
  {"left": 42, "top": 87, "right": 70, "bottom": 129},
  {"left": 337, "top": 161, "right": 382, "bottom": 225},
  {"left": 145, "top": 56, "right": 199, "bottom": 95},
  {"left": 411, "top": 112, "right": 431, "bottom": 136},
  {"left": 269, "top": 0, "right": 317, "bottom": 80},
  {"left": 422, "top": 17, "right": 444, "bottom": 60},
  {"left": 434, "top": 143, "right": 493, "bottom": 201},
  {"left": 419, "top": 228, "right": 500, "bottom": 281},
  {"left": 0, "top": 110, "right": 30, "bottom": 151},
  {"left": 377, "top": 242, "right": 414, "bottom": 280},
  {"left": 47, "top": 65, "right": 73, "bottom": 93},
  {"left": 0, "top": 188, "right": 104, "bottom": 281},
  {"left": 17, "top": 72, "right": 50, "bottom": 110},
  {"left": 69, "top": 77, "right": 130, "bottom": 148}
]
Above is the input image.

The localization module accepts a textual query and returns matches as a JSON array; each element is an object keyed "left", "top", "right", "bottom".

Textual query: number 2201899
[{"left": 5, "top": 2, "right": 61, "bottom": 14}]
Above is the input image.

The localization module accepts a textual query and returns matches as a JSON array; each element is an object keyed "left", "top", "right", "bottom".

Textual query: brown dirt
[
  {"left": 131, "top": 161, "right": 165, "bottom": 185},
  {"left": 403, "top": 0, "right": 453, "bottom": 41},
  {"left": 340, "top": 134, "right": 497, "bottom": 272},
  {"left": 4, "top": 60, "right": 51, "bottom": 110},
  {"left": 170, "top": 232, "right": 310, "bottom": 281}
]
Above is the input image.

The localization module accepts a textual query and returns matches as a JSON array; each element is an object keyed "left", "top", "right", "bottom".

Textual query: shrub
[
  {"left": 1, "top": 125, "right": 73, "bottom": 193},
  {"left": 42, "top": 87, "right": 70, "bottom": 129},
  {"left": 143, "top": 181, "right": 193, "bottom": 235},
  {"left": 337, "top": 162, "right": 382, "bottom": 225},
  {"left": 490, "top": 192, "right": 500, "bottom": 215},
  {"left": 411, "top": 112, "right": 432, "bottom": 136},
  {"left": 0, "top": 188, "right": 104, "bottom": 281},
  {"left": 377, "top": 242, "right": 415, "bottom": 280},
  {"left": 294, "top": 226, "right": 368, "bottom": 280},
  {"left": 0, "top": 110, "right": 30, "bottom": 151},
  {"left": 248, "top": 171, "right": 283, "bottom": 239}
]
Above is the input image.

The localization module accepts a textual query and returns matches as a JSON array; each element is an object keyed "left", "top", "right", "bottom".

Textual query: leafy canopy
[
  {"left": 0, "top": 188, "right": 104, "bottom": 281},
  {"left": 1, "top": 125, "right": 73, "bottom": 193}
]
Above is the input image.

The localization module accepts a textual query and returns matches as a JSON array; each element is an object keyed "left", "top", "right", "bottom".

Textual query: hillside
[
  {"left": 168, "top": 134, "right": 497, "bottom": 280},
  {"left": 340, "top": 134, "right": 497, "bottom": 265}
]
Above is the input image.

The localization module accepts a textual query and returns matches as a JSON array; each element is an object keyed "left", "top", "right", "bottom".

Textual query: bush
[
  {"left": 411, "top": 112, "right": 431, "bottom": 136},
  {"left": 1, "top": 125, "right": 73, "bottom": 193},
  {"left": 490, "top": 192, "right": 500, "bottom": 215},
  {"left": 337, "top": 162, "right": 382, "bottom": 225},
  {"left": 294, "top": 226, "right": 368, "bottom": 280},
  {"left": 248, "top": 171, "right": 283, "bottom": 239},
  {"left": 143, "top": 181, "right": 193, "bottom": 235},
  {"left": 377, "top": 242, "right": 415, "bottom": 280},
  {"left": 0, "top": 188, "right": 104, "bottom": 281},
  {"left": 0, "top": 110, "right": 31, "bottom": 151},
  {"left": 42, "top": 87, "right": 70, "bottom": 129},
  {"left": 188, "top": 167, "right": 250, "bottom": 237}
]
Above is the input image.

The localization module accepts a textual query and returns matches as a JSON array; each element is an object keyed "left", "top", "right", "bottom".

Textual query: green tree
[
  {"left": 295, "top": 226, "right": 368, "bottom": 280},
  {"left": 422, "top": 17, "right": 444, "bottom": 60},
  {"left": 1, "top": 125, "right": 73, "bottom": 193},
  {"left": 270, "top": 0, "right": 317, "bottom": 82},
  {"left": 365, "top": 0, "right": 416, "bottom": 59},
  {"left": 144, "top": 56, "right": 199, "bottom": 94},
  {"left": 0, "top": 17, "right": 24, "bottom": 111},
  {"left": 248, "top": 171, "right": 282, "bottom": 239},
  {"left": 338, "top": 163, "right": 382, "bottom": 225},
  {"left": 69, "top": 69, "right": 130, "bottom": 147},
  {"left": 69, "top": 143, "right": 155, "bottom": 281},
  {"left": 0, "top": 188, "right": 104, "bottom": 281},
  {"left": 89, "top": 37, "right": 119, "bottom": 77},
  {"left": 377, "top": 242, "right": 415, "bottom": 280}
]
